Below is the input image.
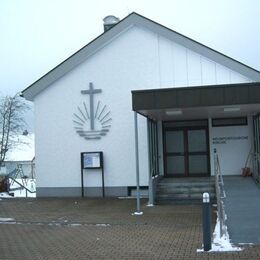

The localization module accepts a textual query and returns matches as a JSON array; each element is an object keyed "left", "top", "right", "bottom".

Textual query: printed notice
[
  {"left": 83, "top": 153, "right": 101, "bottom": 168},
  {"left": 212, "top": 136, "right": 248, "bottom": 144}
]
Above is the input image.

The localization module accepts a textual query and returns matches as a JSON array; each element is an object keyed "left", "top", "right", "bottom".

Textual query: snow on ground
[
  {"left": 210, "top": 217, "right": 242, "bottom": 251},
  {"left": 197, "top": 217, "right": 242, "bottom": 252},
  {"left": 0, "top": 218, "right": 15, "bottom": 222},
  {"left": 0, "top": 179, "right": 36, "bottom": 198},
  {"left": 0, "top": 192, "right": 14, "bottom": 198},
  {"left": 131, "top": 212, "right": 143, "bottom": 216}
]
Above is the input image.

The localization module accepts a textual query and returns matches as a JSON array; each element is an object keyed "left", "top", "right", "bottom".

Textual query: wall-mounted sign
[
  {"left": 73, "top": 82, "right": 112, "bottom": 140},
  {"left": 81, "top": 152, "right": 103, "bottom": 169},
  {"left": 212, "top": 136, "right": 248, "bottom": 144}
]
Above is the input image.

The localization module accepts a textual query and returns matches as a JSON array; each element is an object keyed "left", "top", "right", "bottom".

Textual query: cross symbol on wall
[{"left": 81, "top": 82, "right": 102, "bottom": 130}]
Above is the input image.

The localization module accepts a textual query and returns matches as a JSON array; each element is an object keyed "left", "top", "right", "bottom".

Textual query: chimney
[{"left": 103, "top": 15, "right": 120, "bottom": 32}]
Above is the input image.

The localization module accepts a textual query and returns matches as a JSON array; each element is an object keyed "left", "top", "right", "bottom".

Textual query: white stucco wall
[
  {"left": 34, "top": 25, "right": 252, "bottom": 190},
  {"left": 210, "top": 116, "right": 253, "bottom": 175}
]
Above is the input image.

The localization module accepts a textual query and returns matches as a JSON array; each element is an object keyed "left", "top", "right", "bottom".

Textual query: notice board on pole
[
  {"left": 81, "top": 152, "right": 103, "bottom": 169},
  {"left": 80, "top": 151, "right": 104, "bottom": 198}
]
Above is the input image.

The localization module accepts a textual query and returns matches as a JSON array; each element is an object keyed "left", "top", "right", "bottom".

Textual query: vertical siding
[{"left": 157, "top": 33, "right": 251, "bottom": 88}]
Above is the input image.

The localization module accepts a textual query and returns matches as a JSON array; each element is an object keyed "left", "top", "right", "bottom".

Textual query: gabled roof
[{"left": 22, "top": 12, "right": 260, "bottom": 101}]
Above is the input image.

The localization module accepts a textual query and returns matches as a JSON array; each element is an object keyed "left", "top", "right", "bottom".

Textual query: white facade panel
[
  {"left": 230, "top": 71, "right": 251, "bottom": 84},
  {"left": 201, "top": 58, "right": 217, "bottom": 85},
  {"left": 187, "top": 51, "right": 202, "bottom": 86},
  {"left": 215, "top": 64, "right": 231, "bottom": 84},
  {"left": 158, "top": 36, "right": 174, "bottom": 87},
  {"left": 172, "top": 43, "right": 188, "bottom": 87}
]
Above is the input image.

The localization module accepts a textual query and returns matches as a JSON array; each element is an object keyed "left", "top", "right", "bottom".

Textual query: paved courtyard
[{"left": 0, "top": 198, "right": 260, "bottom": 259}]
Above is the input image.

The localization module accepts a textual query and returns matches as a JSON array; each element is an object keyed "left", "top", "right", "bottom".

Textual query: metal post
[
  {"left": 202, "top": 192, "right": 212, "bottom": 251},
  {"left": 101, "top": 167, "right": 105, "bottom": 198},
  {"left": 134, "top": 112, "right": 142, "bottom": 214},
  {"left": 81, "top": 168, "right": 84, "bottom": 198},
  {"left": 214, "top": 148, "right": 223, "bottom": 237},
  {"left": 147, "top": 119, "right": 153, "bottom": 205}
]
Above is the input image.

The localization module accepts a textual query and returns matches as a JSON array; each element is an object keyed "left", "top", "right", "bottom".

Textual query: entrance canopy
[{"left": 132, "top": 82, "right": 260, "bottom": 120}]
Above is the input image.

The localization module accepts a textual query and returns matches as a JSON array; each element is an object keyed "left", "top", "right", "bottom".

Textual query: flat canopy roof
[{"left": 132, "top": 82, "right": 260, "bottom": 120}]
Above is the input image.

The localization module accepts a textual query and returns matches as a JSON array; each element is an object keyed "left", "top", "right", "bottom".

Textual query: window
[
  {"left": 212, "top": 117, "right": 247, "bottom": 127},
  {"left": 164, "top": 120, "right": 208, "bottom": 128}
]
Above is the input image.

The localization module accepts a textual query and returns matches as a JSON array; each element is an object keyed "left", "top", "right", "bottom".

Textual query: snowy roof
[
  {"left": 22, "top": 12, "right": 260, "bottom": 101},
  {"left": 5, "top": 134, "right": 34, "bottom": 162}
]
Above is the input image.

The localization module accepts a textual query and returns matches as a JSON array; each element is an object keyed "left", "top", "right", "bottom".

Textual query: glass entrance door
[
  {"left": 187, "top": 129, "right": 208, "bottom": 175},
  {"left": 164, "top": 122, "right": 209, "bottom": 177},
  {"left": 165, "top": 130, "right": 185, "bottom": 175}
]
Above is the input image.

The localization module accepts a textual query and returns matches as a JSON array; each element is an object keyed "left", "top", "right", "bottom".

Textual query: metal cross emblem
[
  {"left": 81, "top": 82, "right": 102, "bottom": 130},
  {"left": 73, "top": 82, "right": 112, "bottom": 140}
]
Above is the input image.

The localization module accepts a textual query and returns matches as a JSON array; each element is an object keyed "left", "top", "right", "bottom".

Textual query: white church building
[{"left": 22, "top": 13, "right": 260, "bottom": 201}]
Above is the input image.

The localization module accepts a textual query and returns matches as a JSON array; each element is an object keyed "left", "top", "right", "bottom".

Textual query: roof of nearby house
[
  {"left": 5, "top": 134, "right": 35, "bottom": 162},
  {"left": 22, "top": 12, "right": 260, "bottom": 101}
]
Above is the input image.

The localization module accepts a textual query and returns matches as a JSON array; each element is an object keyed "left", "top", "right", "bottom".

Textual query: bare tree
[{"left": 0, "top": 94, "right": 29, "bottom": 166}]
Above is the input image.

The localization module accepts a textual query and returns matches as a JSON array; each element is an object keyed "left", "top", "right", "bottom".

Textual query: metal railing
[
  {"left": 214, "top": 148, "right": 227, "bottom": 237},
  {"left": 253, "top": 152, "right": 260, "bottom": 182},
  {"left": 6, "top": 162, "right": 36, "bottom": 198},
  {"left": 8, "top": 177, "right": 36, "bottom": 198}
]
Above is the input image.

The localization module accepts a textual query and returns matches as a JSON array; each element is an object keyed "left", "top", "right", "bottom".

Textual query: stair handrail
[
  {"left": 7, "top": 176, "right": 36, "bottom": 198},
  {"left": 214, "top": 148, "right": 227, "bottom": 237}
]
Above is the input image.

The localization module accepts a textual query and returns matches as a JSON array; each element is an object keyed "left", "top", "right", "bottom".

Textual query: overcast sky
[{"left": 0, "top": 0, "right": 259, "bottom": 97}]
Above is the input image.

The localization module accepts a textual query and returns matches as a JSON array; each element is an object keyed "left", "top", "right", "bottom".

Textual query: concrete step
[
  {"left": 156, "top": 186, "right": 215, "bottom": 193},
  {"left": 156, "top": 192, "right": 216, "bottom": 199},
  {"left": 155, "top": 178, "right": 216, "bottom": 205},
  {"left": 157, "top": 182, "right": 215, "bottom": 187},
  {"left": 156, "top": 199, "right": 209, "bottom": 205}
]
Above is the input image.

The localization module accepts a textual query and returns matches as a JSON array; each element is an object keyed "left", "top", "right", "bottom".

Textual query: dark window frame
[
  {"left": 162, "top": 119, "right": 210, "bottom": 177},
  {"left": 212, "top": 117, "right": 248, "bottom": 127}
]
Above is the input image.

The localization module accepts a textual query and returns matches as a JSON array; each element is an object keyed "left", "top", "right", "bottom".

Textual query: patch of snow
[
  {"left": 131, "top": 212, "right": 143, "bottom": 216},
  {"left": 211, "top": 217, "right": 242, "bottom": 251},
  {"left": 118, "top": 196, "right": 135, "bottom": 199},
  {"left": 0, "top": 217, "right": 15, "bottom": 222},
  {"left": 95, "top": 224, "right": 110, "bottom": 227},
  {"left": 68, "top": 223, "right": 82, "bottom": 227},
  {"left": 0, "top": 192, "right": 14, "bottom": 198},
  {"left": 47, "top": 223, "right": 62, "bottom": 226},
  {"left": 0, "top": 221, "right": 17, "bottom": 225},
  {"left": 197, "top": 217, "right": 242, "bottom": 252}
]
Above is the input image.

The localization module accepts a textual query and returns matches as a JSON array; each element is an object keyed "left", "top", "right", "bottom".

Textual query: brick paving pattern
[{"left": 0, "top": 198, "right": 260, "bottom": 259}]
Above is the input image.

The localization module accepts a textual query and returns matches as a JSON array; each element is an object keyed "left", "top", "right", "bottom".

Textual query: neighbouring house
[
  {"left": 1, "top": 134, "right": 35, "bottom": 179},
  {"left": 22, "top": 13, "right": 260, "bottom": 202}
]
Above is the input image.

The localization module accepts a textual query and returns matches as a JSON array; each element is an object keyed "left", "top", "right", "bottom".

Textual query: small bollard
[{"left": 202, "top": 192, "right": 212, "bottom": 251}]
